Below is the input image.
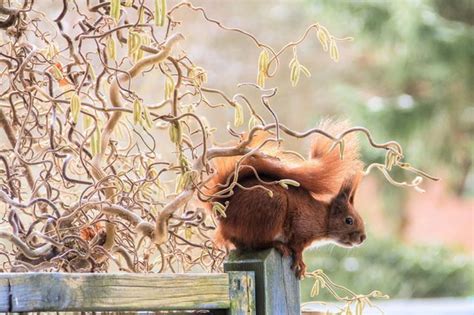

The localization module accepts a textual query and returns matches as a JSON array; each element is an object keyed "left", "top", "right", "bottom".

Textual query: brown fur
[
  {"left": 216, "top": 175, "right": 365, "bottom": 278},
  {"left": 208, "top": 120, "right": 366, "bottom": 278}
]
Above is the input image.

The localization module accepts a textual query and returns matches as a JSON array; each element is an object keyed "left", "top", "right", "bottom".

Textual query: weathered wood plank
[
  {"left": 0, "top": 273, "right": 230, "bottom": 312},
  {"left": 0, "top": 276, "right": 9, "bottom": 312},
  {"left": 224, "top": 248, "right": 301, "bottom": 315},
  {"left": 227, "top": 271, "right": 255, "bottom": 315}
]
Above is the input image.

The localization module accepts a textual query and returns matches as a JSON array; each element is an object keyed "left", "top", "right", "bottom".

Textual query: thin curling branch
[
  {"left": 102, "top": 204, "right": 155, "bottom": 238},
  {"left": 154, "top": 189, "right": 194, "bottom": 245},
  {"left": 303, "top": 269, "right": 389, "bottom": 314},
  {"left": 0, "top": 109, "right": 34, "bottom": 190},
  {"left": 0, "top": 231, "right": 54, "bottom": 259},
  {"left": 0, "top": 1, "right": 19, "bottom": 29},
  {"left": 0, "top": 190, "right": 60, "bottom": 217}
]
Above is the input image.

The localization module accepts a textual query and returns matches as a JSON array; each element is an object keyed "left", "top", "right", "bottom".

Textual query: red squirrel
[{"left": 207, "top": 120, "right": 366, "bottom": 278}]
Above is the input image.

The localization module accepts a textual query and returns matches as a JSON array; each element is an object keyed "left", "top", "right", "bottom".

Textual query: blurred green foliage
[
  {"left": 301, "top": 237, "right": 474, "bottom": 300},
  {"left": 308, "top": 0, "right": 473, "bottom": 197}
]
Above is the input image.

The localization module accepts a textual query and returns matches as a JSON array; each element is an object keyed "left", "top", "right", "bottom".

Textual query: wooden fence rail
[{"left": 0, "top": 249, "right": 301, "bottom": 314}]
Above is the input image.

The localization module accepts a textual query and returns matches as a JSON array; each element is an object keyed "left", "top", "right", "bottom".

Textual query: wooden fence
[{"left": 0, "top": 249, "right": 302, "bottom": 314}]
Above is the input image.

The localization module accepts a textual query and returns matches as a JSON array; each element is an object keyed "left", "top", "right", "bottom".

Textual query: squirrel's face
[{"left": 327, "top": 177, "right": 366, "bottom": 248}]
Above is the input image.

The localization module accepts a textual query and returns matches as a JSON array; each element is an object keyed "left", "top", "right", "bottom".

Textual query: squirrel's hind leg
[
  {"left": 272, "top": 241, "right": 292, "bottom": 257},
  {"left": 288, "top": 242, "right": 307, "bottom": 279}
]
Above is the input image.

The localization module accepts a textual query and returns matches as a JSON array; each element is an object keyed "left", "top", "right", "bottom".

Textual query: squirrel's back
[{"left": 206, "top": 119, "right": 363, "bottom": 200}]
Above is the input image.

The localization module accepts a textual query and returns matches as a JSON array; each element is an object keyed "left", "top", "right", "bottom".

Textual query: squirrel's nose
[{"left": 359, "top": 234, "right": 366, "bottom": 243}]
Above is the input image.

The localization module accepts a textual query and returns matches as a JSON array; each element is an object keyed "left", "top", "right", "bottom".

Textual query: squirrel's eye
[{"left": 345, "top": 217, "right": 354, "bottom": 225}]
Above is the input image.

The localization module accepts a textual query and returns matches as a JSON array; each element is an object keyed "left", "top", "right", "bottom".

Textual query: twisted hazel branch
[
  {"left": 102, "top": 204, "right": 155, "bottom": 238},
  {"left": 0, "top": 109, "right": 35, "bottom": 190},
  {"left": 0, "top": 231, "right": 54, "bottom": 259},
  {"left": 0, "top": 1, "right": 19, "bottom": 29},
  {"left": 154, "top": 190, "right": 194, "bottom": 245},
  {"left": 89, "top": 33, "right": 184, "bottom": 250},
  {"left": 0, "top": 190, "right": 60, "bottom": 216}
]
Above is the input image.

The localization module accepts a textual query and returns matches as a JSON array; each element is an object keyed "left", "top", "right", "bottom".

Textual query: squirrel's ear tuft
[
  {"left": 337, "top": 173, "right": 362, "bottom": 204},
  {"left": 337, "top": 178, "right": 353, "bottom": 201}
]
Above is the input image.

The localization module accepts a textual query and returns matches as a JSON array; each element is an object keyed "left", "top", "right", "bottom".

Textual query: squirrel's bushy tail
[
  {"left": 305, "top": 119, "right": 363, "bottom": 195},
  {"left": 205, "top": 120, "right": 363, "bottom": 199}
]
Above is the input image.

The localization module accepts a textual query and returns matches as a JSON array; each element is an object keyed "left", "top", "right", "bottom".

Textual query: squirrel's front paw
[{"left": 291, "top": 258, "right": 306, "bottom": 280}]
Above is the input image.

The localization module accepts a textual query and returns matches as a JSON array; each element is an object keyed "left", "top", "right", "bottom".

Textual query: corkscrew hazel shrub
[{"left": 0, "top": 0, "right": 436, "bottom": 296}]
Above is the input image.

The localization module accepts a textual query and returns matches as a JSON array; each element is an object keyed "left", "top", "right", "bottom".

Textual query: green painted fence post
[
  {"left": 224, "top": 248, "right": 301, "bottom": 315},
  {"left": 226, "top": 271, "right": 256, "bottom": 315}
]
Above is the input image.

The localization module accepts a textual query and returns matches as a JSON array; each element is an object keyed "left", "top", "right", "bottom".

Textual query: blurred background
[{"left": 168, "top": 0, "right": 474, "bottom": 310}]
